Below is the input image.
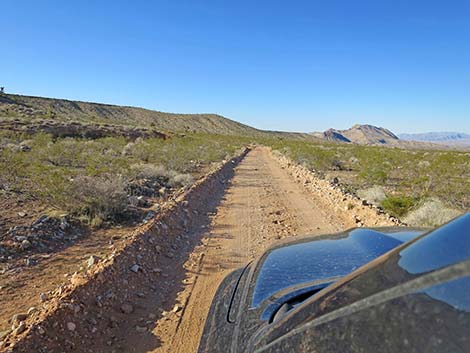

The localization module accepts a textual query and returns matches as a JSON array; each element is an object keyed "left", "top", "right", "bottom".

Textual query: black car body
[{"left": 198, "top": 213, "right": 470, "bottom": 353}]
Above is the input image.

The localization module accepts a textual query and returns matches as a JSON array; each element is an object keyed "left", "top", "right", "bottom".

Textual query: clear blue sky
[{"left": 2, "top": 0, "right": 470, "bottom": 133}]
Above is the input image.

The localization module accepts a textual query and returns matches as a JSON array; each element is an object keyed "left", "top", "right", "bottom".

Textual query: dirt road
[
  {"left": 149, "top": 147, "right": 342, "bottom": 353},
  {"left": 2, "top": 146, "right": 362, "bottom": 353}
]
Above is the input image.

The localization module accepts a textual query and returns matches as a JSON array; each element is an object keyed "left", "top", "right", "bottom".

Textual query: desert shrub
[
  {"left": 381, "top": 196, "right": 416, "bottom": 218},
  {"left": 403, "top": 199, "right": 462, "bottom": 227},
  {"left": 357, "top": 186, "right": 386, "bottom": 205},
  {"left": 132, "top": 163, "right": 169, "bottom": 180},
  {"left": 330, "top": 159, "right": 344, "bottom": 170},
  {"left": 168, "top": 172, "right": 194, "bottom": 187},
  {"left": 417, "top": 160, "right": 431, "bottom": 168},
  {"left": 69, "top": 174, "right": 128, "bottom": 223},
  {"left": 263, "top": 137, "right": 469, "bottom": 213},
  {"left": 131, "top": 163, "right": 194, "bottom": 187},
  {"left": 359, "top": 167, "right": 388, "bottom": 184}
]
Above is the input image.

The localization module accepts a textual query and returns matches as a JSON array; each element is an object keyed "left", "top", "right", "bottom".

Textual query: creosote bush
[
  {"left": 71, "top": 174, "right": 128, "bottom": 223},
  {"left": 380, "top": 196, "right": 416, "bottom": 218}
]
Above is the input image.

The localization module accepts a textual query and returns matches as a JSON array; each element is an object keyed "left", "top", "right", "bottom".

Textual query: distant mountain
[
  {"left": 310, "top": 124, "right": 462, "bottom": 150},
  {"left": 340, "top": 124, "right": 399, "bottom": 145},
  {"left": 311, "top": 128, "right": 351, "bottom": 142},
  {"left": 311, "top": 124, "right": 399, "bottom": 145},
  {"left": 399, "top": 132, "right": 470, "bottom": 146}
]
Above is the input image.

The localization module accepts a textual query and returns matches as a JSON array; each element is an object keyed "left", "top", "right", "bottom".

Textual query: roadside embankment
[
  {"left": 271, "top": 150, "right": 403, "bottom": 228},
  {"left": 0, "top": 148, "right": 250, "bottom": 353}
]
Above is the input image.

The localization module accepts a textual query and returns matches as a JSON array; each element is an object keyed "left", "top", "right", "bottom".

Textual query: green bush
[
  {"left": 359, "top": 168, "right": 388, "bottom": 184},
  {"left": 381, "top": 196, "right": 416, "bottom": 218}
]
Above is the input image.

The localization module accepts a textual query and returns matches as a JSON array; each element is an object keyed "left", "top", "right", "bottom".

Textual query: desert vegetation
[
  {"left": 1, "top": 127, "right": 467, "bottom": 229},
  {"left": 266, "top": 139, "right": 468, "bottom": 226},
  {"left": 0, "top": 131, "right": 248, "bottom": 226}
]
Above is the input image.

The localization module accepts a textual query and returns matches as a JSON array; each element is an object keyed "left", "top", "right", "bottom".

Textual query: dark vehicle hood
[
  {"left": 198, "top": 226, "right": 427, "bottom": 353},
  {"left": 251, "top": 228, "right": 422, "bottom": 309},
  {"left": 250, "top": 213, "right": 470, "bottom": 353}
]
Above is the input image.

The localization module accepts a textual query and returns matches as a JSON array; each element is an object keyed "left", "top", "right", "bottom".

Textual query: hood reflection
[{"left": 398, "top": 213, "right": 470, "bottom": 274}]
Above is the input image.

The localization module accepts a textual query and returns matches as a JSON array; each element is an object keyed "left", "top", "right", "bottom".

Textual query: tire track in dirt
[{"left": 152, "top": 146, "right": 342, "bottom": 353}]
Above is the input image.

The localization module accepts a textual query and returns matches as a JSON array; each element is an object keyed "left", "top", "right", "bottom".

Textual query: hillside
[
  {"left": 0, "top": 93, "right": 316, "bottom": 140},
  {"left": 399, "top": 132, "right": 470, "bottom": 146}
]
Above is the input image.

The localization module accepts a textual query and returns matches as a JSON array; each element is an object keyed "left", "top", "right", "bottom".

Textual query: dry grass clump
[
  {"left": 131, "top": 163, "right": 194, "bottom": 188},
  {"left": 403, "top": 199, "right": 462, "bottom": 227},
  {"left": 167, "top": 172, "right": 193, "bottom": 187},
  {"left": 357, "top": 186, "right": 386, "bottom": 205}
]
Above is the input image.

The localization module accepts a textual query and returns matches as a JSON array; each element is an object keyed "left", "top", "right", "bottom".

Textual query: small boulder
[
  {"left": 120, "top": 303, "right": 134, "bottom": 314},
  {"left": 135, "top": 326, "right": 147, "bottom": 332},
  {"left": 143, "top": 211, "right": 156, "bottom": 223},
  {"left": 20, "top": 240, "right": 32, "bottom": 250},
  {"left": 27, "top": 307, "right": 38, "bottom": 315},
  {"left": 172, "top": 304, "right": 182, "bottom": 313},
  {"left": 25, "top": 258, "right": 37, "bottom": 266},
  {"left": 87, "top": 255, "right": 101, "bottom": 268},
  {"left": 130, "top": 264, "right": 141, "bottom": 273},
  {"left": 39, "top": 292, "right": 48, "bottom": 302},
  {"left": 59, "top": 218, "right": 69, "bottom": 231},
  {"left": 11, "top": 313, "right": 28, "bottom": 325},
  {"left": 13, "top": 322, "right": 26, "bottom": 335}
]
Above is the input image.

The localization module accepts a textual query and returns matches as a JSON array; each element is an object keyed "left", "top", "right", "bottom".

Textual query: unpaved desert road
[{"left": 149, "top": 146, "right": 342, "bottom": 353}]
